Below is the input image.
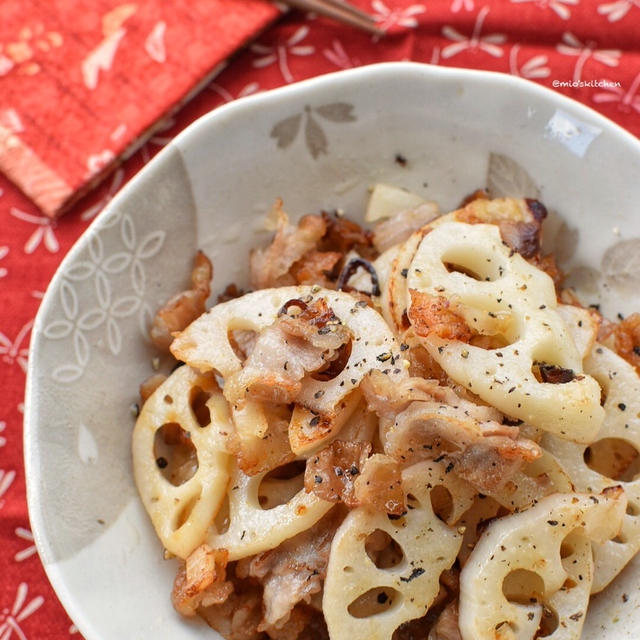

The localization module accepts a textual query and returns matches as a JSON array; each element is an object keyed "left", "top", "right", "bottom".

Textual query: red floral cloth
[
  {"left": 0, "top": 0, "right": 638, "bottom": 637},
  {"left": 0, "top": 0, "right": 279, "bottom": 218}
]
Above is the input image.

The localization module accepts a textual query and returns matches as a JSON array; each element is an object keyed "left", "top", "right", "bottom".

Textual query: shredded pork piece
[
  {"left": 602, "top": 312, "right": 640, "bottom": 373},
  {"left": 199, "top": 582, "right": 264, "bottom": 640},
  {"left": 497, "top": 219, "right": 541, "bottom": 259},
  {"left": 290, "top": 250, "right": 342, "bottom": 287},
  {"left": 361, "top": 370, "right": 502, "bottom": 425},
  {"left": 172, "top": 545, "right": 232, "bottom": 617},
  {"left": 373, "top": 203, "right": 440, "bottom": 253},
  {"left": 139, "top": 373, "right": 167, "bottom": 404},
  {"left": 250, "top": 203, "right": 327, "bottom": 290},
  {"left": 386, "top": 401, "right": 541, "bottom": 491},
  {"left": 304, "top": 440, "right": 371, "bottom": 506},
  {"left": 320, "top": 211, "right": 375, "bottom": 258},
  {"left": 150, "top": 251, "right": 213, "bottom": 351},
  {"left": 354, "top": 453, "right": 406, "bottom": 515},
  {"left": 408, "top": 290, "right": 473, "bottom": 342},
  {"left": 430, "top": 602, "right": 463, "bottom": 640},
  {"left": 236, "top": 510, "right": 343, "bottom": 630},
  {"left": 223, "top": 299, "right": 351, "bottom": 406},
  {"left": 230, "top": 402, "right": 295, "bottom": 476}
]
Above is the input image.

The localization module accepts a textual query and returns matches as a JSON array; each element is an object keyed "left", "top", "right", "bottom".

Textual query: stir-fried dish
[{"left": 132, "top": 189, "right": 640, "bottom": 640}]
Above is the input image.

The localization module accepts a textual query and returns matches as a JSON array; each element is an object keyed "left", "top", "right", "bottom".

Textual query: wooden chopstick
[
  {"left": 322, "top": 0, "right": 380, "bottom": 24},
  {"left": 281, "top": 0, "right": 384, "bottom": 36}
]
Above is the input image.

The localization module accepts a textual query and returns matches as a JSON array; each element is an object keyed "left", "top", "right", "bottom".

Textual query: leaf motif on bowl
[
  {"left": 486, "top": 152, "right": 540, "bottom": 199},
  {"left": 564, "top": 265, "right": 602, "bottom": 303},
  {"left": 305, "top": 113, "right": 328, "bottom": 159},
  {"left": 601, "top": 238, "right": 640, "bottom": 289},
  {"left": 270, "top": 103, "right": 357, "bottom": 159},
  {"left": 270, "top": 113, "right": 302, "bottom": 149},
  {"left": 314, "top": 103, "right": 356, "bottom": 122}
]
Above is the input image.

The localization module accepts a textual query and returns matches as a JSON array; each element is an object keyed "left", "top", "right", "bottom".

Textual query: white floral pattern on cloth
[
  {"left": 0, "top": 469, "right": 16, "bottom": 510},
  {"left": 556, "top": 32, "right": 621, "bottom": 82},
  {"left": 597, "top": 0, "right": 640, "bottom": 22},
  {"left": 9, "top": 209, "right": 58, "bottom": 254},
  {"left": 441, "top": 7, "right": 506, "bottom": 58},
  {"left": 42, "top": 210, "right": 165, "bottom": 383},
  {"left": 370, "top": 0, "right": 426, "bottom": 31},
  {"left": 251, "top": 26, "right": 315, "bottom": 84},
  {"left": 509, "top": 45, "right": 551, "bottom": 78},
  {"left": 322, "top": 39, "right": 360, "bottom": 69},
  {"left": 14, "top": 528, "right": 37, "bottom": 563},
  {"left": 0, "top": 583, "right": 44, "bottom": 640},
  {"left": 144, "top": 20, "right": 167, "bottom": 63},
  {"left": 0, "top": 246, "right": 8, "bottom": 278},
  {"left": 510, "top": 0, "right": 578, "bottom": 20},
  {"left": 0, "top": 320, "right": 32, "bottom": 373},
  {"left": 593, "top": 71, "right": 640, "bottom": 114}
]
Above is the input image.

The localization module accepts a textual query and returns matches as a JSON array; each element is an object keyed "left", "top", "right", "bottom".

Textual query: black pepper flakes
[
  {"left": 618, "top": 403, "right": 627, "bottom": 411},
  {"left": 400, "top": 567, "right": 425, "bottom": 583},
  {"left": 156, "top": 457, "right": 168, "bottom": 469}
]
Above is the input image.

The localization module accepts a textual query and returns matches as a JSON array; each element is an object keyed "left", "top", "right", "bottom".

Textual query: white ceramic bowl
[{"left": 25, "top": 62, "right": 640, "bottom": 639}]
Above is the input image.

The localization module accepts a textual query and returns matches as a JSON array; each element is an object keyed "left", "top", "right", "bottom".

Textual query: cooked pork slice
[
  {"left": 353, "top": 453, "right": 405, "bottom": 516},
  {"left": 372, "top": 203, "right": 440, "bottom": 253},
  {"left": 151, "top": 251, "right": 213, "bottom": 351},
  {"left": 236, "top": 510, "right": 342, "bottom": 630},
  {"left": 429, "top": 602, "right": 463, "bottom": 640},
  {"left": 224, "top": 299, "right": 351, "bottom": 406},
  {"left": 199, "top": 583, "right": 264, "bottom": 640},
  {"left": 250, "top": 203, "right": 327, "bottom": 290},
  {"left": 407, "top": 290, "right": 473, "bottom": 343},
  {"left": 172, "top": 545, "right": 232, "bottom": 617},
  {"left": 304, "top": 440, "right": 371, "bottom": 507}
]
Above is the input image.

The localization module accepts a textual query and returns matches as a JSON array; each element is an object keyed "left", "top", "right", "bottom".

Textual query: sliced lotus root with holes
[
  {"left": 406, "top": 222, "right": 603, "bottom": 442},
  {"left": 542, "top": 344, "right": 640, "bottom": 592},
  {"left": 486, "top": 449, "right": 574, "bottom": 513},
  {"left": 132, "top": 365, "right": 232, "bottom": 559},
  {"left": 323, "top": 461, "right": 474, "bottom": 640},
  {"left": 289, "top": 390, "right": 361, "bottom": 456},
  {"left": 458, "top": 488, "right": 626, "bottom": 640},
  {"left": 384, "top": 198, "right": 544, "bottom": 336},
  {"left": 172, "top": 286, "right": 407, "bottom": 438},
  {"left": 205, "top": 460, "right": 333, "bottom": 561},
  {"left": 557, "top": 304, "right": 600, "bottom": 362}
]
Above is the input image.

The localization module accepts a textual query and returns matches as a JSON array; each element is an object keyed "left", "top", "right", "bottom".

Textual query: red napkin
[{"left": 0, "top": 0, "right": 279, "bottom": 218}]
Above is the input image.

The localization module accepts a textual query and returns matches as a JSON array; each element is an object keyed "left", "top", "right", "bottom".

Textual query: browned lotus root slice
[
  {"left": 132, "top": 365, "right": 232, "bottom": 559},
  {"left": 383, "top": 197, "right": 543, "bottom": 337},
  {"left": 407, "top": 222, "right": 603, "bottom": 442}
]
